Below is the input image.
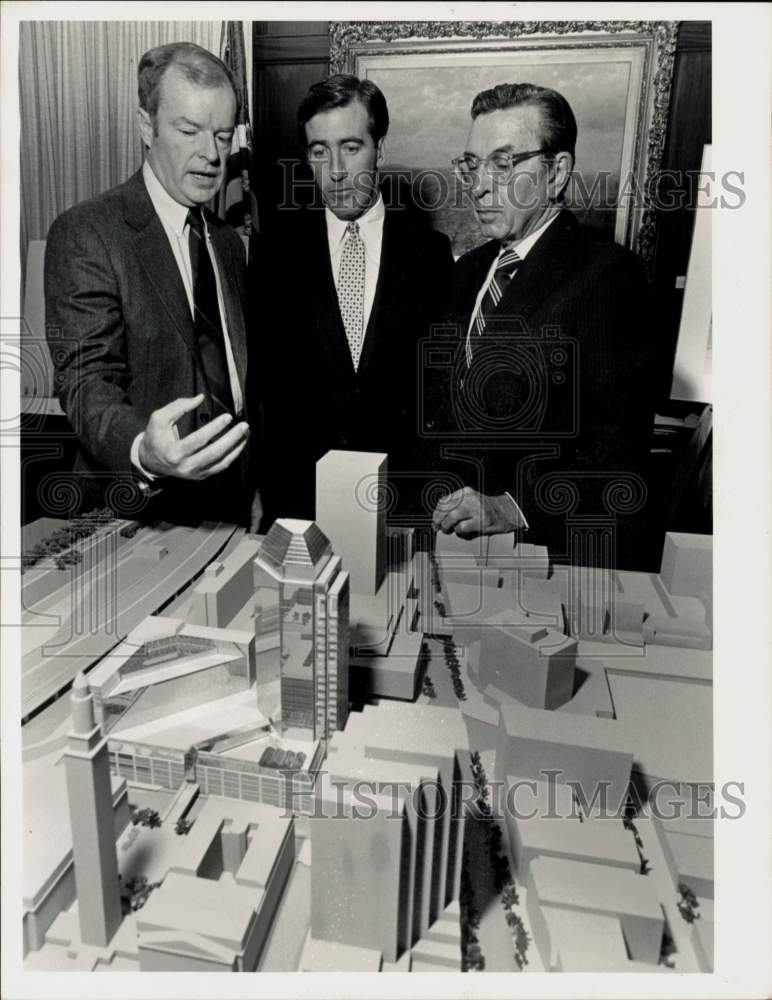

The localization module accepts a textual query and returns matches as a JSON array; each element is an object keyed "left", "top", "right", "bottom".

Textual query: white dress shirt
[
  {"left": 326, "top": 193, "right": 385, "bottom": 339},
  {"left": 465, "top": 212, "right": 560, "bottom": 532},
  {"left": 131, "top": 160, "right": 243, "bottom": 479}
]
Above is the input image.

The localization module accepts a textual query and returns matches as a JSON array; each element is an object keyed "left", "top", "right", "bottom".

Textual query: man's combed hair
[
  {"left": 298, "top": 74, "right": 389, "bottom": 144},
  {"left": 471, "top": 82, "right": 577, "bottom": 160},
  {"left": 138, "top": 42, "right": 238, "bottom": 119}
]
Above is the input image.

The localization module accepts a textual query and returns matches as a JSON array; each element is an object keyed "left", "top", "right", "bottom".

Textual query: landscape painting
[{"left": 331, "top": 23, "right": 678, "bottom": 261}]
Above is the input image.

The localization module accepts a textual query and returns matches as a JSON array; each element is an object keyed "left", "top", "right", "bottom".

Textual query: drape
[{"left": 19, "top": 20, "right": 222, "bottom": 268}]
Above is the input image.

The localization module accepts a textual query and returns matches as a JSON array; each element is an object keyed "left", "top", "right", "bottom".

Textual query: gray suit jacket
[{"left": 45, "top": 168, "right": 252, "bottom": 522}]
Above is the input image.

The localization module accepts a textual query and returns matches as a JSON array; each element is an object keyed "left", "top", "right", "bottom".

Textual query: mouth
[{"left": 190, "top": 170, "right": 218, "bottom": 183}]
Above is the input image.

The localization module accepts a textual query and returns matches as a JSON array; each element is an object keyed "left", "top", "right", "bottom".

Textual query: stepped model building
[{"left": 255, "top": 519, "right": 350, "bottom": 743}]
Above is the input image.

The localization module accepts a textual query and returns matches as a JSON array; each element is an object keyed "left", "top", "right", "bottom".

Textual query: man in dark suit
[
  {"left": 430, "top": 83, "right": 655, "bottom": 566},
  {"left": 259, "top": 74, "right": 454, "bottom": 523},
  {"left": 45, "top": 42, "right": 259, "bottom": 527}
]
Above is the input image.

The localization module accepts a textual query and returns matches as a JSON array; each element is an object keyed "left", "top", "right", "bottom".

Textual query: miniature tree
[
  {"left": 121, "top": 875, "right": 161, "bottom": 913},
  {"left": 510, "top": 913, "right": 531, "bottom": 970},
  {"left": 131, "top": 807, "right": 162, "bottom": 828},
  {"left": 677, "top": 882, "right": 701, "bottom": 923},
  {"left": 175, "top": 817, "right": 193, "bottom": 835},
  {"left": 442, "top": 636, "right": 466, "bottom": 701}
]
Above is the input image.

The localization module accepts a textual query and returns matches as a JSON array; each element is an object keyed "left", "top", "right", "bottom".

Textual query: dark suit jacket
[
  {"left": 258, "top": 203, "right": 454, "bottom": 522},
  {"left": 431, "top": 209, "right": 656, "bottom": 565},
  {"left": 45, "top": 168, "right": 254, "bottom": 524}
]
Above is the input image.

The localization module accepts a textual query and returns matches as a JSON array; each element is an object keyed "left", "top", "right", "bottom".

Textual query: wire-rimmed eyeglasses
[{"left": 451, "top": 149, "right": 547, "bottom": 188}]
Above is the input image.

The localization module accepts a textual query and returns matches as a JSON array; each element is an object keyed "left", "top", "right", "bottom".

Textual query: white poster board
[{"left": 671, "top": 144, "right": 712, "bottom": 403}]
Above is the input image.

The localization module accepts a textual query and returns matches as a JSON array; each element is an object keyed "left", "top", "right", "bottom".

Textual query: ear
[
  {"left": 137, "top": 107, "right": 154, "bottom": 150},
  {"left": 376, "top": 136, "right": 386, "bottom": 168},
  {"left": 548, "top": 151, "right": 573, "bottom": 201}
]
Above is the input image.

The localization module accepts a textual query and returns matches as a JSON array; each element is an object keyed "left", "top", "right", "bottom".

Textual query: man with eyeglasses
[
  {"left": 258, "top": 74, "right": 453, "bottom": 524},
  {"left": 430, "top": 82, "right": 656, "bottom": 567}
]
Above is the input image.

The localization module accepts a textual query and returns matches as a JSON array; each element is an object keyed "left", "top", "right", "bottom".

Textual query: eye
[
  {"left": 343, "top": 144, "right": 361, "bottom": 156},
  {"left": 308, "top": 147, "right": 328, "bottom": 161},
  {"left": 179, "top": 128, "right": 197, "bottom": 137}
]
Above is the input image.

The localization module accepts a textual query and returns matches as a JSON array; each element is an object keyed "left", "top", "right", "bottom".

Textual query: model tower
[
  {"left": 62, "top": 671, "right": 122, "bottom": 946},
  {"left": 316, "top": 450, "right": 387, "bottom": 596},
  {"left": 255, "top": 519, "right": 350, "bottom": 742}
]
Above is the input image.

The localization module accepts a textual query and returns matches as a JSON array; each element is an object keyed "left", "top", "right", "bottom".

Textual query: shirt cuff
[
  {"left": 131, "top": 432, "right": 158, "bottom": 488},
  {"left": 504, "top": 492, "right": 529, "bottom": 530}
]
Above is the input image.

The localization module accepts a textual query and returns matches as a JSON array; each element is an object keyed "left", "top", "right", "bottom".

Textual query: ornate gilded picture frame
[{"left": 330, "top": 20, "right": 678, "bottom": 262}]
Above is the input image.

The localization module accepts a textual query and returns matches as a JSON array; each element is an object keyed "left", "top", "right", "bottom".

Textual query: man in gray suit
[{"left": 45, "top": 42, "right": 259, "bottom": 526}]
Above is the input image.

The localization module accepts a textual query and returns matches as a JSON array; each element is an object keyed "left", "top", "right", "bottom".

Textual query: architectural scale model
[{"left": 21, "top": 451, "right": 714, "bottom": 974}]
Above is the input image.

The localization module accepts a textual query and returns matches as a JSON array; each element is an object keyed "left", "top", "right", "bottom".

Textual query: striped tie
[{"left": 466, "top": 246, "right": 522, "bottom": 366}]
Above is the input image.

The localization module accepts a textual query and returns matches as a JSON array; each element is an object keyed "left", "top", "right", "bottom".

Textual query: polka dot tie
[{"left": 337, "top": 222, "right": 366, "bottom": 371}]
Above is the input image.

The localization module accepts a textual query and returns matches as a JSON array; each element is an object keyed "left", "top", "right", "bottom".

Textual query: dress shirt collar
[
  {"left": 501, "top": 210, "right": 559, "bottom": 261},
  {"left": 143, "top": 159, "right": 191, "bottom": 237},
  {"left": 325, "top": 192, "right": 385, "bottom": 253}
]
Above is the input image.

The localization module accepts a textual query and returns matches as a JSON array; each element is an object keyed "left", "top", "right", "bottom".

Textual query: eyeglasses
[{"left": 451, "top": 149, "right": 547, "bottom": 188}]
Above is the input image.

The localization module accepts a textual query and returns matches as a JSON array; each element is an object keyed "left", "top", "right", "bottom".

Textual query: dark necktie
[
  {"left": 187, "top": 209, "right": 234, "bottom": 414},
  {"left": 466, "top": 245, "right": 522, "bottom": 367}
]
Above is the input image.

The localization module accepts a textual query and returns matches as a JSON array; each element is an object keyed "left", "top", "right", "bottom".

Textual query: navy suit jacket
[
  {"left": 45, "top": 168, "right": 254, "bottom": 523},
  {"left": 430, "top": 210, "right": 656, "bottom": 564},
  {"left": 258, "top": 204, "right": 454, "bottom": 522}
]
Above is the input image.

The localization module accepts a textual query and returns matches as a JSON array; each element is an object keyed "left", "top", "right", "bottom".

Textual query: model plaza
[{"left": 22, "top": 450, "right": 714, "bottom": 973}]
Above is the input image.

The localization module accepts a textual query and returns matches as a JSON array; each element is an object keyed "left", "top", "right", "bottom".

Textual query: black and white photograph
[{"left": 1, "top": 3, "right": 769, "bottom": 998}]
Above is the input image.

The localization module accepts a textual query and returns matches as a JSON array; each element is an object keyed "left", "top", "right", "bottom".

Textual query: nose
[
  {"left": 471, "top": 165, "right": 493, "bottom": 200},
  {"left": 328, "top": 148, "right": 347, "bottom": 182},
  {"left": 198, "top": 131, "right": 220, "bottom": 165}
]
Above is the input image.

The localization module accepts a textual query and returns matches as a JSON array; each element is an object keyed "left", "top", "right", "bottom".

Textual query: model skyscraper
[{"left": 255, "top": 519, "right": 350, "bottom": 742}]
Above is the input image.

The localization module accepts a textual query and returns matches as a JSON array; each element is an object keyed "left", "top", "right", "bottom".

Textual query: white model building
[
  {"left": 62, "top": 672, "right": 122, "bottom": 947},
  {"left": 315, "top": 450, "right": 387, "bottom": 596},
  {"left": 255, "top": 518, "right": 350, "bottom": 743}
]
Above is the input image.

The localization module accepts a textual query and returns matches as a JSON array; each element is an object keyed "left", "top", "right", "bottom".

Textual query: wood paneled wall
[{"left": 252, "top": 21, "right": 329, "bottom": 236}]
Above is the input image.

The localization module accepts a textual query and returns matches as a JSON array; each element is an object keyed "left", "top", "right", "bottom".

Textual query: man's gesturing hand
[
  {"left": 432, "top": 487, "right": 526, "bottom": 539},
  {"left": 138, "top": 394, "right": 249, "bottom": 480}
]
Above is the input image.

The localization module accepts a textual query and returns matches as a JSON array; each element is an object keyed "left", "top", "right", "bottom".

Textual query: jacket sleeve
[
  {"left": 511, "top": 251, "right": 656, "bottom": 556},
  {"left": 45, "top": 209, "right": 145, "bottom": 473}
]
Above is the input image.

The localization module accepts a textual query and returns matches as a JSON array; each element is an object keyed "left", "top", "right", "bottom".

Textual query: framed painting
[{"left": 330, "top": 21, "right": 679, "bottom": 262}]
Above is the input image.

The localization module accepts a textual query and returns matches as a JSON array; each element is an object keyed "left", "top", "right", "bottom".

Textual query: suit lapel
[
  {"left": 306, "top": 210, "right": 355, "bottom": 378},
  {"left": 495, "top": 210, "right": 581, "bottom": 322},
  {"left": 457, "top": 241, "right": 499, "bottom": 329},
  {"left": 122, "top": 171, "right": 203, "bottom": 370},
  {"left": 208, "top": 222, "right": 248, "bottom": 397},
  {"left": 357, "top": 209, "right": 391, "bottom": 376}
]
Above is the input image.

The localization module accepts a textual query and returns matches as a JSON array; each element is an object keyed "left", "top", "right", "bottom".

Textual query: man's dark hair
[
  {"left": 297, "top": 74, "right": 389, "bottom": 145},
  {"left": 471, "top": 82, "right": 577, "bottom": 161},
  {"left": 138, "top": 42, "right": 238, "bottom": 120}
]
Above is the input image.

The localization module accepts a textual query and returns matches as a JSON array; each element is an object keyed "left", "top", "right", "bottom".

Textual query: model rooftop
[{"left": 255, "top": 518, "right": 332, "bottom": 582}]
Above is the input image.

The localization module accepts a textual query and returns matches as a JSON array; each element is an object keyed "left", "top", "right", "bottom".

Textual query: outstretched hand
[
  {"left": 432, "top": 487, "right": 525, "bottom": 539},
  {"left": 138, "top": 394, "right": 249, "bottom": 481}
]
